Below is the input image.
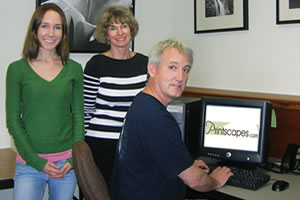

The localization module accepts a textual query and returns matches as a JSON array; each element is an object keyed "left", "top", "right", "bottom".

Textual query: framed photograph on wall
[
  {"left": 36, "top": 0, "right": 135, "bottom": 53},
  {"left": 277, "top": 0, "right": 300, "bottom": 24},
  {"left": 194, "top": 0, "right": 248, "bottom": 34}
]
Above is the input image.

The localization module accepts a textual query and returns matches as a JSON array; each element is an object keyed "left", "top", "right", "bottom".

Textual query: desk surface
[
  {"left": 187, "top": 169, "right": 299, "bottom": 200},
  {"left": 218, "top": 170, "right": 300, "bottom": 200},
  {"left": 0, "top": 148, "right": 16, "bottom": 190},
  {"left": 188, "top": 157, "right": 300, "bottom": 200}
]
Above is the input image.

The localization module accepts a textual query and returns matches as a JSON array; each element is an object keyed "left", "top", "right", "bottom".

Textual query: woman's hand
[
  {"left": 43, "top": 161, "right": 63, "bottom": 178},
  {"left": 59, "top": 162, "right": 72, "bottom": 176},
  {"left": 42, "top": 161, "right": 72, "bottom": 179}
]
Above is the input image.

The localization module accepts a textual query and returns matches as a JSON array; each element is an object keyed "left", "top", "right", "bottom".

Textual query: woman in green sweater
[{"left": 5, "top": 3, "right": 84, "bottom": 200}]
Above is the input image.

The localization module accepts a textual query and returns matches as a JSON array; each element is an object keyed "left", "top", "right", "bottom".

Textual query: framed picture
[
  {"left": 36, "top": 0, "right": 135, "bottom": 53},
  {"left": 194, "top": 0, "right": 248, "bottom": 34},
  {"left": 277, "top": 0, "right": 300, "bottom": 24}
]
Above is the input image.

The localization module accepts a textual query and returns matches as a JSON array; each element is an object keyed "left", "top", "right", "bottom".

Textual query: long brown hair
[{"left": 22, "top": 3, "right": 69, "bottom": 64}]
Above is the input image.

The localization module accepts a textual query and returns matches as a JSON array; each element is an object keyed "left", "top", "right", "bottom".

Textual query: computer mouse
[{"left": 272, "top": 180, "right": 289, "bottom": 192}]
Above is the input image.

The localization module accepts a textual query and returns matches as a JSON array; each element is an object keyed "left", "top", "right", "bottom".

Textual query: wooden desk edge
[{"left": 0, "top": 148, "right": 16, "bottom": 190}]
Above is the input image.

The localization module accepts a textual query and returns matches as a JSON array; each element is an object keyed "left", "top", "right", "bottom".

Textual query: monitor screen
[{"left": 199, "top": 97, "right": 272, "bottom": 164}]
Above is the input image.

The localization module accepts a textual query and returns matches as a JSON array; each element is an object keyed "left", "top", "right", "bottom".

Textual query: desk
[
  {"left": 0, "top": 148, "right": 16, "bottom": 190},
  {"left": 186, "top": 169, "right": 300, "bottom": 200},
  {"left": 218, "top": 170, "right": 300, "bottom": 200}
]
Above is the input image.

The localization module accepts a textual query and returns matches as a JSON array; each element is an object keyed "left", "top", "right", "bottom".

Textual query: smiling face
[
  {"left": 37, "top": 10, "right": 63, "bottom": 52},
  {"left": 148, "top": 47, "right": 191, "bottom": 105},
  {"left": 106, "top": 22, "right": 131, "bottom": 49}
]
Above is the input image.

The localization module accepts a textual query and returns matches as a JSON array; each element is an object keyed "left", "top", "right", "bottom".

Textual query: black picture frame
[
  {"left": 194, "top": 0, "right": 248, "bottom": 34},
  {"left": 276, "top": 0, "right": 300, "bottom": 24},
  {"left": 36, "top": 0, "right": 135, "bottom": 53}
]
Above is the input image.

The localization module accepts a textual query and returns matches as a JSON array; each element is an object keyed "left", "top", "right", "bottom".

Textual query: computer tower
[{"left": 167, "top": 97, "right": 202, "bottom": 159}]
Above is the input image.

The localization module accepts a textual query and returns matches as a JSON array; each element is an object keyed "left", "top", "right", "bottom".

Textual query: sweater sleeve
[
  {"left": 68, "top": 61, "right": 84, "bottom": 167},
  {"left": 83, "top": 58, "right": 100, "bottom": 132},
  {"left": 6, "top": 62, "right": 47, "bottom": 171},
  {"left": 70, "top": 61, "right": 85, "bottom": 143}
]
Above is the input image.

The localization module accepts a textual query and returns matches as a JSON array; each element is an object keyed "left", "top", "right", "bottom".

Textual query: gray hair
[{"left": 148, "top": 39, "right": 193, "bottom": 67}]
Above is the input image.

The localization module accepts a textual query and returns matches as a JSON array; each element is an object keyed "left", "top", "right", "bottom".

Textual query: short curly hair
[{"left": 94, "top": 6, "right": 139, "bottom": 44}]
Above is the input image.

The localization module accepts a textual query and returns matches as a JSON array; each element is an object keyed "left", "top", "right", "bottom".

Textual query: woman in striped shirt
[{"left": 83, "top": 6, "right": 148, "bottom": 186}]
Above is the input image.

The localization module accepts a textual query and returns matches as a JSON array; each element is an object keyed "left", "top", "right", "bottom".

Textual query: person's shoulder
[
  {"left": 84, "top": 54, "right": 107, "bottom": 76},
  {"left": 131, "top": 53, "right": 148, "bottom": 72},
  {"left": 65, "top": 59, "right": 83, "bottom": 74},
  {"left": 9, "top": 58, "right": 26, "bottom": 66},
  {"left": 129, "top": 93, "right": 169, "bottom": 127},
  {"left": 66, "top": 58, "right": 81, "bottom": 67},
  {"left": 6, "top": 58, "right": 28, "bottom": 80},
  {"left": 85, "top": 54, "right": 106, "bottom": 66},
  {"left": 88, "top": 54, "right": 105, "bottom": 61},
  {"left": 134, "top": 52, "right": 148, "bottom": 61},
  {"left": 7, "top": 58, "right": 27, "bottom": 71},
  {"left": 135, "top": 52, "right": 147, "bottom": 58},
  {"left": 131, "top": 93, "right": 164, "bottom": 113}
]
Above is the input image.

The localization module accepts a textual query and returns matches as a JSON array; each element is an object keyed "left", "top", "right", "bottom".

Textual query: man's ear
[{"left": 147, "top": 63, "right": 157, "bottom": 77}]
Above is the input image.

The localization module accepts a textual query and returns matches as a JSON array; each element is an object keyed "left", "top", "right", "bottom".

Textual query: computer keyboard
[{"left": 207, "top": 163, "right": 270, "bottom": 190}]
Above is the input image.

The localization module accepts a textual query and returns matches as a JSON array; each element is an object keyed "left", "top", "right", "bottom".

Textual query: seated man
[{"left": 110, "top": 39, "right": 233, "bottom": 200}]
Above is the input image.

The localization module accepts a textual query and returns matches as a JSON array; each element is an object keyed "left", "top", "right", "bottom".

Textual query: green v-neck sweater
[{"left": 6, "top": 58, "right": 84, "bottom": 171}]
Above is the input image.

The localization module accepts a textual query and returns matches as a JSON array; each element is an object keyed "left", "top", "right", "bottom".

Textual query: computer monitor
[{"left": 198, "top": 97, "right": 272, "bottom": 167}]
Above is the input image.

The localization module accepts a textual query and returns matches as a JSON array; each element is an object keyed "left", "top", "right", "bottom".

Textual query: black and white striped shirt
[{"left": 83, "top": 53, "right": 148, "bottom": 139}]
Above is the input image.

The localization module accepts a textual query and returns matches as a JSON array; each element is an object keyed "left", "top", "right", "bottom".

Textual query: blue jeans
[{"left": 13, "top": 160, "right": 76, "bottom": 200}]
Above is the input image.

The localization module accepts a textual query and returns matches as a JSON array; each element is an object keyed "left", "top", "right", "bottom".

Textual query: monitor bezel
[{"left": 198, "top": 97, "right": 272, "bottom": 164}]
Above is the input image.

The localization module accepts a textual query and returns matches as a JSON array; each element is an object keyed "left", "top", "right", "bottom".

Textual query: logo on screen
[{"left": 205, "top": 120, "right": 258, "bottom": 138}]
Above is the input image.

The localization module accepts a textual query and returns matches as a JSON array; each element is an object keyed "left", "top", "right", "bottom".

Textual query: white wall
[
  {"left": 1, "top": 0, "right": 300, "bottom": 148},
  {"left": 0, "top": 1, "right": 33, "bottom": 149},
  {"left": 135, "top": 0, "right": 300, "bottom": 96}
]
